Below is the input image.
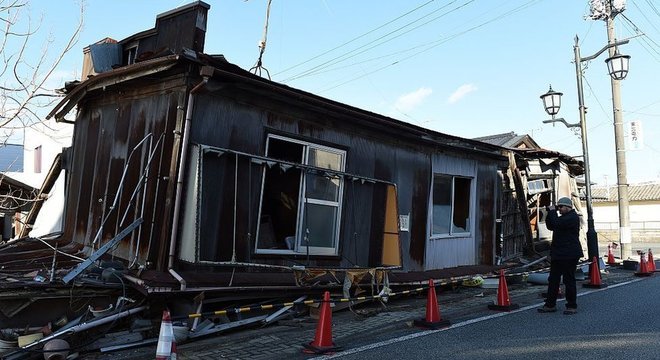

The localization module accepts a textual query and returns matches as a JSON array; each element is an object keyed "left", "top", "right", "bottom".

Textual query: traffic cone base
[
  {"left": 303, "top": 343, "right": 342, "bottom": 355},
  {"left": 583, "top": 282, "right": 608, "bottom": 288},
  {"left": 634, "top": 271, "right": 653, "bottom": 277},
  {"left": 302, "top": 291, "right": 341, "bottom": 354},
  {"left": 413, "top": 317, "right": 451, "bottom": 329},
  {"left": 414, "top": 279, "right": 451, "bottom": 329},
  {"left": 488, "top": 269, "right": 518, "bottom": 312}
]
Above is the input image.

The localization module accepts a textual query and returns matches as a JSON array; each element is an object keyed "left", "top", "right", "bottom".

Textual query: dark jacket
[{"left": 545, "top": 208, "right": 583, "bottom": 260}]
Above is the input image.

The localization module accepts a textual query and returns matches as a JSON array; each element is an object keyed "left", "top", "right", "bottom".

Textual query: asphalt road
[{"left": 320, "top": 274, "right": 660, "bottom": 360}]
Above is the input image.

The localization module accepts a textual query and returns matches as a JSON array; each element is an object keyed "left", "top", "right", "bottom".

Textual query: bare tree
[
  {"left": 0, "top": 0, "right": 83, "bottom": 144},
  {"left": 0, "top": 0, "right": 83, "bottom": 215}
]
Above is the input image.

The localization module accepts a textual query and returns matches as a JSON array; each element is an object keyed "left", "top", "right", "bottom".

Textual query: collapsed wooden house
[
  {"left": 45, "top": 0, "right": 509, "bottom": 284},
  {"left": 0, "top": 2, "right": 585, "bottom": 337},
  {"left": 477, "top": 132, "right": 587, "bottom": 258}
]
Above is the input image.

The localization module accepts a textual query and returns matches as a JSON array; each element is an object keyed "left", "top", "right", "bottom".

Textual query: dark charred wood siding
[
  {"left": 178, "top": 87, "right": 459, "bottom": 271},
  {"left": 476, "top": 163, "right": 498, "bottom": 264},
  {"left": 64, "top": 75, "right": 187, "bottom": 268}
]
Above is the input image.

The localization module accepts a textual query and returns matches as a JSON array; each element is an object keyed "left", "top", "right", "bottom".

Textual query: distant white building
[
  {"left": 23, "top": 120, "right": 72, "bottom": 185},
  {"left": 590, "top": 182, "right": 660, "bottom": 243},
  {"left": 12, "top": 119, "right": 73, "bottom": 238}
]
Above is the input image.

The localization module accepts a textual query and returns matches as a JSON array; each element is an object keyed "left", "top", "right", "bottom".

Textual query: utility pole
[{"left": 604, "top": 1, "right": 632, "bottom": 260}]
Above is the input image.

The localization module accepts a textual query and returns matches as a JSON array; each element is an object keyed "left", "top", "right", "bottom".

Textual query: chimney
[{"left": 81, "top": 38, "right": 120, "bottom": 80}]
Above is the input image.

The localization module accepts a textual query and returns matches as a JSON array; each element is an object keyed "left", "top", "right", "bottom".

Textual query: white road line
[{"left": 315, "top": 277, "right": 645, "bottom": 359}]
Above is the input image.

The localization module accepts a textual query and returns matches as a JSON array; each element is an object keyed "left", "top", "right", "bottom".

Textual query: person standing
[{"left": 538, "top": 196, "right": 583, "bottom": 315}]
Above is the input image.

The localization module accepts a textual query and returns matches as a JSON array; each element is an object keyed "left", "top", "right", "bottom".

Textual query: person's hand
[{"left": 547, "top": 205, "right": 556, "bottom": 211}]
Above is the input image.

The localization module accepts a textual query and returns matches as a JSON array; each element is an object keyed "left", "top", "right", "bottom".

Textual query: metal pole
[
  {"left": 573, "top": 36, "right": 599, "bottom": 261},
  {"left": 606, "top": 4, "right": 632, "bottom": 260}
]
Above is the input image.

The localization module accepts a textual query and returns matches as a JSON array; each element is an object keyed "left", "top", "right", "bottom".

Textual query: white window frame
[
  {"left": 255, "top": 134, "right": 345, "bottom": 256},
  {"left": 430, "top": 174, "right": 473, "bottom": 239}
]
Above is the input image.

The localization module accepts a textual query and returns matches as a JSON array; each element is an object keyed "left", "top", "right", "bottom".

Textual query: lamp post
[{"left": 539, "top": 36, "right": 630, "bottom": 261}]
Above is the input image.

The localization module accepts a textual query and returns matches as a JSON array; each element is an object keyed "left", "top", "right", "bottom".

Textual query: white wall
[
  {"left": 22, "top": 119, "right": 72, "bottom": 237},
  {"left": 593, "top": 202, "right": 660, "bottom": 228},
  {"left": 23, "top": 119, "right": 73, "bottom": 188}
]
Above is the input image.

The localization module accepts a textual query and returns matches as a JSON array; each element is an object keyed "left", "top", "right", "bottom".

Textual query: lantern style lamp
[
  {"left": 540, "top": 85, "right": 563, "bottom": 118},
  {"left": 605, "top": 49, "right": 630, "bottom": 80}
]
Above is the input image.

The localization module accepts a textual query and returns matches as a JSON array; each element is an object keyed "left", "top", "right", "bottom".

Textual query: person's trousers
[{"left": 545, "top": 258, "right": 580, "bottom": 309}]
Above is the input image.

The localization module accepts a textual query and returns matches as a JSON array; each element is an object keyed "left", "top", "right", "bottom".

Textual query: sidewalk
[{"left": 84, "top": 265, "right": 645, "bottom": 360}]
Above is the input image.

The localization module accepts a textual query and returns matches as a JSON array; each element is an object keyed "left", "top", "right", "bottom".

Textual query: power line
[
  {"left": 642, "top": 0, "right": 660, "bottom": 20},
  {"left": 618, "top": 12, "right": 660, "bottom": 62},
  {"left": 281, "top": 0, "right": 473, "bottom": 83},
  {"left": 273, "top": 0, "right": 437, "bottom": 77},
  {"left": 315, "top": 0, "right": 543, "bottom": 92},
  {"left": 629, "top": 0, "right": 660, "bottom": 34}
]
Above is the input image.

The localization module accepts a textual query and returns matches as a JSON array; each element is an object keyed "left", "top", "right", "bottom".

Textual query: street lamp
[
  {"left": 605, "top": 50, "right": 631, "bottom": 81},
  {"left": 539, "top": 35, "right": 630, "bottom": 262}
]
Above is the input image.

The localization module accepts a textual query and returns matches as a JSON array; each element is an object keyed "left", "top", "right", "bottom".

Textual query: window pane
[
  {"left": 308, "top": 148, "right": 341, "bottom": 170},
  {"left": 452, "top": 177, "right": 471, "bottom": 233},
  {"left": 301, "top": 203, "right": 337, "bottom": 248},
  {"left": 432, "top": 175, "right": 452, "bottom": 235},
  {"left": 305, "top": 173, "right": 339, "bottom": 201},
  {"left": 257, "top": 137, "right": 303, "bottom": 251}
]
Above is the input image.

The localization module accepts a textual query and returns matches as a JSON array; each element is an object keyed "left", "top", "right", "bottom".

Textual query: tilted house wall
[{"left": 47, "top": 2, "right": 509, "bottom": 287}]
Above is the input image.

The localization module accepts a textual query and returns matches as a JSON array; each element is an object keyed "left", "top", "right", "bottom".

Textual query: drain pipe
[{"left": 167, "top": 67, "right": 214, "bottom": 290}]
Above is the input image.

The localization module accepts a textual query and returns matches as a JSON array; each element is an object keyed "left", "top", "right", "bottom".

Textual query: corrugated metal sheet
[{"left": 64, "top": 76, "right": 187, "bottom": 269}]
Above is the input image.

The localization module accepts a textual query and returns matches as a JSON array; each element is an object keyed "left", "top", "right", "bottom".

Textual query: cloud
[
  {"left": 394, "top": 87, "right": 433, "bottom": 112},
  {"left": 447, "top": 84, "right": 477, "bottom": 104}
]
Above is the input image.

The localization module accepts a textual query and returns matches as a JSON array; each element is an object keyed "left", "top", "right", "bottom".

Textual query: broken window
[
  {"left": 256, "top": 135, "right": 344, "bottom": 256},
  {"left": 123, "top": 45, "right": 137, "bottom": 65},
  {"left": 431, "top": 174, "right": 472, "bottom": 236},
  {"left": 527, "top": 179, "right": 551, "bottom": 195}
]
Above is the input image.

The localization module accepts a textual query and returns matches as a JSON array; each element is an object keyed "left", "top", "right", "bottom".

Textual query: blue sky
[{"left": 22, "top": 0, "right": 660, "bottom": 184}]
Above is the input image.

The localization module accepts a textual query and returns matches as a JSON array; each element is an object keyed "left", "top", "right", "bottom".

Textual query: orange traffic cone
[
  {"left": 414, "top": 279, "right": 451, "bottom": 329},
  {"left": 648, "top": 249, "right": 658, "bottom": 272},
  {"left": 607, "top": 245, "right": 617, "bottom": 266},
  {"left": 156, "top": 310, "right": 177, "bottom": 360},
  {"left": 303, "top": 291, "right": 341, "bottom": 354},
  {"left": 583, "top": 256, "right": 608, "bottom": 288},
  {"left": 488, "top": 270, "right": 519, "bottom": 311},
  {"left": 635, "top": 252, "right": 653, "bottom": 277}
]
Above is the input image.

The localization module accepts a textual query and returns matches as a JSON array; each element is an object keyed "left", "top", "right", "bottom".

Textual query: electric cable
[
  {"left": 274, "top": 0, "right": 437, "bottom": 77},
  {"left": 315, "top": 0, "right": 543, "bottom": 93},
  {"left": 282, "top": 0, "right": 471, "bottom": 83}
]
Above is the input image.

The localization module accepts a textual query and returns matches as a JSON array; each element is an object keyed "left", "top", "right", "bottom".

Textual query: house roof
[
  {"left": 49, "top": 53, "right": 510, "bottom": 163},
  {"left": 473, "top": 132, "right": 540, "bottom": 149},
  {"left": 591, "top": 182, "right": 660, "bottom": 202},
  {"left": 474, "top": 132, "right": 584, "bottom": 175}
]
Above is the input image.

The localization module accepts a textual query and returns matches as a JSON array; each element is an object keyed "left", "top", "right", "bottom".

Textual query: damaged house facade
[
  {"left": 31, "top": 1, "right": 507, "bottom": 290},
  {"left": 476, "top": 132, "right": 587, "bottom": 258},
  {"left": 0, "top": 3, "right": 591, "bottom": 341}
]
